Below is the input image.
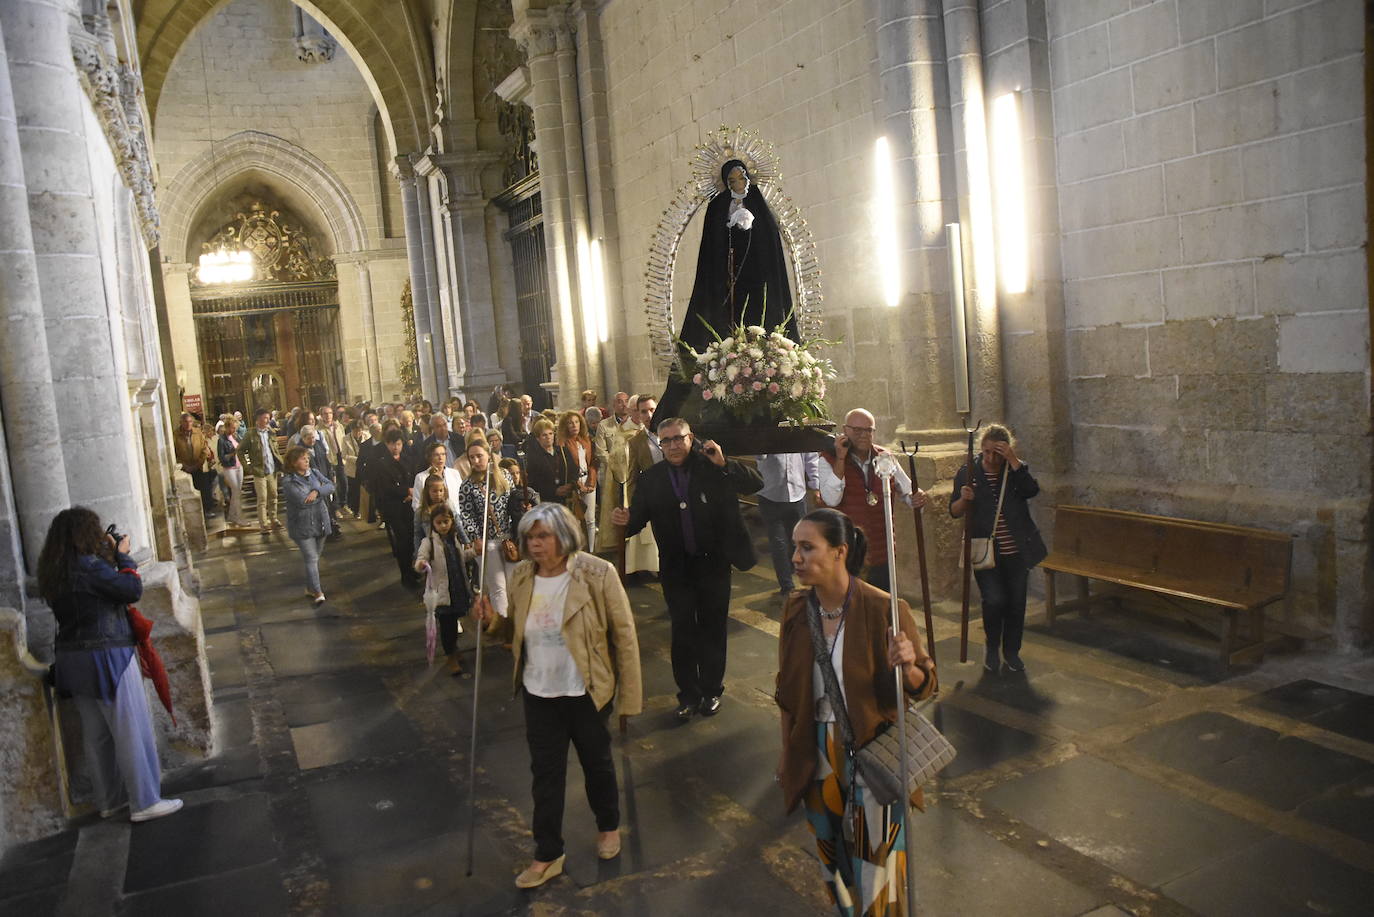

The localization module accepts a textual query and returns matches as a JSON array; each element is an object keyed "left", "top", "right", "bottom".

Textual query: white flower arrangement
[{"left": 679, "top": 313, "right": 836, "bottom": 425}]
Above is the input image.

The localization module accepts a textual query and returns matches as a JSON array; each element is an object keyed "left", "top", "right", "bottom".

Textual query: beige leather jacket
[{"left": 488, "top": 551, "right": 643, "bottom": 715}]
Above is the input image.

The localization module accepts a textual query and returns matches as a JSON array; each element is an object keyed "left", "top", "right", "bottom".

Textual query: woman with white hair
[{"left": 474, "top": 502, "right": 642, "bottom": 889}]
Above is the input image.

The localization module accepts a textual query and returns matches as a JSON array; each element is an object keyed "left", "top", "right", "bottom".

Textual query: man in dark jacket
[
  {"left": 613, "top": 417, "right": 762, "bottom": 721},
  {"left": 370, "top": 428, "right": 420, "bottom": 588}
]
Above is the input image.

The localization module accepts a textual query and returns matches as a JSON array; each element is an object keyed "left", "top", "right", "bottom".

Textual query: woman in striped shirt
[{"left": 949, "top": 424, "right": 1048, "bottom": 675}]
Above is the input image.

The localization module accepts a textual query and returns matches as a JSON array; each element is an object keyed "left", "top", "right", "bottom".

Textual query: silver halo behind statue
[{"left": 642, "top": 125, "right": 825, "bottom": 370}]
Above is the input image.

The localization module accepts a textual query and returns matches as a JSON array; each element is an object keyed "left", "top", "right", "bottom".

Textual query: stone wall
[
  {"left": 1048, "top": 0, "right": 1369, "bottom": 643},
  {"left": 588, "top": 0, "right": 1368, "bottom": 644},
  {"left": 597, "top": 0, "right": 896, "bottom": 414},
  {"left": 0, "top": 609, "right": 61, "bottom": 851}
]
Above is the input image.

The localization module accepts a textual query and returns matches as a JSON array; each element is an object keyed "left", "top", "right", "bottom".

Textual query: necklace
[{"left": 818, "top": 605, "right": 844, "bottom": 621}]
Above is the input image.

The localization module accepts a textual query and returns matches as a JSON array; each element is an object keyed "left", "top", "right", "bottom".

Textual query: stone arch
[
  {"left": 160, "top": 130, "right": 369, "bottom": 260},
  {"left": 136, "top": 0, "right": 435, "bottom": 157}
]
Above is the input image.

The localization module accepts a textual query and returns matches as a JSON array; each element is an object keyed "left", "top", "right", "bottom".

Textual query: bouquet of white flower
[{"left": 678, "top": 321, "right": 836, "bottom": 426}]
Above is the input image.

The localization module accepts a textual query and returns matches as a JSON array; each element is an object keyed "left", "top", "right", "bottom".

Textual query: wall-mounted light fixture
[
  {"left": 991, "top": 91, "right": 1028, "bottom": 295},
  {"left": 874, "top": 136, "right": 901, "bottom": 307}
]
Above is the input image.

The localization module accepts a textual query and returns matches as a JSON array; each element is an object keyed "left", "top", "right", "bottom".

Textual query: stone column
[
  {"left": 394, "top": 160, "right": 439, "bottom": 400},
  {"left": 555, "top": 17, "right": 601, "bottom": 396},
  {"left": 428, "top": 152, "right": 508, "bottom": 393},
  {"left": 571, "top": 0, "right": 625, "bottom": 397},
  {"left": 0, "top": 10, "right": 71, "bottom": 578},
  {"left": 943, "top": 0, "right": 1005, "bottom": 424},
  {"left": 354, "top": 261, "right": 383, "bottom": 402},
  {"left": 415, "top": 173, "right": 451, "bottom": 397},
  {"left": 876, "top": 0, "right": 965, "bottom": 443},
  {"left": 512, "top": 7, "right": 585, "bottom": 405},
  {"left": 0, "top": 0, "right": 139, "bottom": 527}
]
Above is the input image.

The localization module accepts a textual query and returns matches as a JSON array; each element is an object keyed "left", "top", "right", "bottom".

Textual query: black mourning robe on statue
[{"left": 655, "top": 159, "right": 798, "bottom": 425}]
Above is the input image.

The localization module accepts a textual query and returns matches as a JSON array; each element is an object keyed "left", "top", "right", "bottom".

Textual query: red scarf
[{"left": 120, "top": 567, "right": 175, "bottom": 723}]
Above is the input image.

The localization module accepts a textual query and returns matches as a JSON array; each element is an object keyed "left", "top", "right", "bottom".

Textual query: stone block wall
[
  {"left": 0, "top": 609, "right": 62, "bottom": 850},
  {"left": 1049, "top": 0, "right": 1369, "bottom": 643},
  {"left": 598, "top": 0, "right": 900, "bottom": 419}
]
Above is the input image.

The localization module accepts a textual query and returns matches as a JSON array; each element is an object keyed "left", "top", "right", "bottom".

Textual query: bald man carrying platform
[{"left": 817, "top": 408, "right": 928, "bottom": 593}]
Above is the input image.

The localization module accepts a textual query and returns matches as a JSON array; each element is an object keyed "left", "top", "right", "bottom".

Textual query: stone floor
[{"left": 4, "top": 512, "right": 1374, "bottom": 916}]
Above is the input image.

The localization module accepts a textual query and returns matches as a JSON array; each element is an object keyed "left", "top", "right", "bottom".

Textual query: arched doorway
[{"left": 192, "top": 202, "right": 345, "bottom": 416}]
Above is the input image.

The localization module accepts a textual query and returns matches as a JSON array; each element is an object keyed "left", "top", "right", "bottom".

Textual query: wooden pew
[{"left": 1042, "top": 505, "right": 1293, "bottom": 668}]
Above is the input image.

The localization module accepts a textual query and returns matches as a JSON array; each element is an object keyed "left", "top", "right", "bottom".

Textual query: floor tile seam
[
  {"left": 940, "top": 737, "right": 1085, "bottom": 796},
  {"left": 120, "top": 857, "right": 279, "bottom": 900},
  {"left": 1221, "top": 705, "right": 1374, "bottom": 764},
  {"left": 1093, "top": 743, "right": 1374, "bottom": 873},
  {"left": 54, "top": 820, "right": 129, "bottom": 917},
  {"left": 237, "top": 626, "right": 334, "bottom": 914},
  {"left": 938, "top": 688, "right": 1084, "bottom": 743},
  {"left": 938, "top": 788, "right": 1205, "bottom": 917}
]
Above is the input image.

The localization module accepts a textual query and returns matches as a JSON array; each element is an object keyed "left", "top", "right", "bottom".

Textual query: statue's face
[{"left": 727, "top": 166, "right": 747, "bottom": 195}]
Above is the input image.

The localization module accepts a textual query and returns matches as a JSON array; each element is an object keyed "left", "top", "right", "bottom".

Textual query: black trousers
[
  {"left": 974, "top": 551, "right": 1029, "bottom": 659},
  {"left": 346, "top": 476, "right": 362, "bottom": 515},
  {"left": 436, "top": 607, "right": 461, "bottom": 655},
  {"left": 660, "top": 554, "right": 732, "bottom": 706},
  {"left": 381, "top": 504, "right": 416, "bottom": 583},
  {"left": 191, "top": 469, "right": 218, "bottom": 512},
  {"left": 523, "top": 690, "right": 619, "bottom": 862}
]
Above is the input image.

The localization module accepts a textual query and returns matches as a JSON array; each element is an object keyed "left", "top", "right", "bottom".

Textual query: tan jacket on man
[{"left": 487, "top": 551, "right": 643, "bottom": 715}]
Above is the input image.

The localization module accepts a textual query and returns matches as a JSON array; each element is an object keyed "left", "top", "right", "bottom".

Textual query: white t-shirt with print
[{"left": 521, "top": 571, "right": 586, "bottom": 697}]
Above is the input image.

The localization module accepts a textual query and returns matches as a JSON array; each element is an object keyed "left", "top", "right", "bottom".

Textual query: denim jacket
[
  {"left": 51, "top": 552, "right": 142, "bottom": 651},
  {"left": 283, "top": 469, "right": 336, "bottom": 540}
]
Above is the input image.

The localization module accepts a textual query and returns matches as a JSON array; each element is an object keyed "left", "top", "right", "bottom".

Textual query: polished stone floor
[{"left": 4, "top": 512, "right": 1374, "bottom": 916}]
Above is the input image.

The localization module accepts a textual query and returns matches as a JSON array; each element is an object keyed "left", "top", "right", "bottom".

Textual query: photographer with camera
[
  {"left": 612, "top": 418, "right": 762, "bottom": 722},
  {"left": 37, "top": 509, "right": 183, "bottom": 823}
]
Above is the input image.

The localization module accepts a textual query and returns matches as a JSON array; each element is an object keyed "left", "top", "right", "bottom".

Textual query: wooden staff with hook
[
  {"left": 959, "top": 420, "right": 979, "bottom": 663},
  {"left": 900, "top": 441, "right": 937, "bottom": 665}
]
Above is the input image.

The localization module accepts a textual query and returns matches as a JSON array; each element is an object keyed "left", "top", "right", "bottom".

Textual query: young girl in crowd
[
  {"left": 414, "top": 505, "right": 472, "bottom": 676},
  {"left": 500, "top": 458, "right": 541, "bottom": 535},
  {"left": 412, "top": 473, "right": 463, "bottom": 554}
]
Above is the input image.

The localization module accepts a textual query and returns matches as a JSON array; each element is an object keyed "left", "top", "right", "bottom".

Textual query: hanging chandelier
[{"left": 196, "top": 245, "right": 254, "bottom": 284}]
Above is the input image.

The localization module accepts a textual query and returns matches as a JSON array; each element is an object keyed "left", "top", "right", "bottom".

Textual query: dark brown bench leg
[
  {"left": 1078, "top": 575, "right": 1091, "bottom": 618},
  {"left": 1045, "top": 569, "right": 1057, "bottom": 626}
]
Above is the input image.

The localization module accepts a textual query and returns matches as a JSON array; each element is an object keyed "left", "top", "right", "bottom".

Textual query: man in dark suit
[
  {"left": 613, "top": 417, "right": 762, "bottom": 721},
  {"left": 370, "top": 428, "right": 421, "bottom": 588}
]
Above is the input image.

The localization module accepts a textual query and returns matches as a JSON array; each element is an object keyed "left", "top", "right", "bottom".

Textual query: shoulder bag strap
[
  {"left": 803, "top": 583, "right": 859, "bottom": 751},
  {"left": 992, "top": 465, "right": 1009, "bottom": 531}
]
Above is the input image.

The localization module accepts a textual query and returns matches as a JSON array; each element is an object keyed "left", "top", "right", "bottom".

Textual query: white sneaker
[
  {"left": 131, "top": 798, "right": 183, "bottom": 822},
  {"left": 313, "top": 593, "right": 327, "bottom": 606}
]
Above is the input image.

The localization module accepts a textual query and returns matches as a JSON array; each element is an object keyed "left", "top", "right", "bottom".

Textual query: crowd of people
[{"left": 87, "top": 386, "right": 1047, "bottom": 914}]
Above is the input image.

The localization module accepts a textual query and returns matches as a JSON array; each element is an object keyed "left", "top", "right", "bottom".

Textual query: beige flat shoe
[
  {"left": 514, "top": 854, "right": 564, "bottom": 889},
  {"left": 596, "top": 831, "right": 621, "bottom": 860}
]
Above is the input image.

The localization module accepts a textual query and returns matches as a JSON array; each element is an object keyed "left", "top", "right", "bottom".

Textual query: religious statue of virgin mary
[{"left": 649, "top": 129, "right": 823, "bottom": 426}]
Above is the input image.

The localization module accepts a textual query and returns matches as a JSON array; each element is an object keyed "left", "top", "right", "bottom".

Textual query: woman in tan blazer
[{"left": 475, "top": 502, "right": 642, "bottom": 889}]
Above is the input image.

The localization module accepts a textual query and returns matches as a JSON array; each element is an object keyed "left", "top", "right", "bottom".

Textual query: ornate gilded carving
[
  {"left": 397, "top": 279, "right": 421, "bottom": 398},
  {"left": 194, "top": 203, "right": 336, "bottom": 287},
  {"left": 71, "top": 28, "right": 160, "bottom": 248}
]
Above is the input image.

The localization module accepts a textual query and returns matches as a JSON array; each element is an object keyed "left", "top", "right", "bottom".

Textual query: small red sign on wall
[{"left": 183, "top": 394, "right": 203, "bottom": 416}]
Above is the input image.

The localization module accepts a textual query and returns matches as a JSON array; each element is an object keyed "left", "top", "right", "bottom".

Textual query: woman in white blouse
[{"left": 475, "top": 502, "right": 642, "bottom": 890}]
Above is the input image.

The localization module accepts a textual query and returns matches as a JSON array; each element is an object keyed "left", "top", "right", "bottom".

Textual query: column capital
[
  {"left": 511, "top": 5, "right": 573, "bottom": 60},
  {"left": 390, "top": 155, "right": 418, "bottom": 184}
]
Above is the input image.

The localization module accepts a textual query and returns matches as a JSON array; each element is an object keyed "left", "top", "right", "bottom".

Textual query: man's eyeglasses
[
  {"left": 660, "top": 434, "right": 691, "bottom": 447},
  {"left": 843, "top": 425, "right": 874, "bottom": 435}
]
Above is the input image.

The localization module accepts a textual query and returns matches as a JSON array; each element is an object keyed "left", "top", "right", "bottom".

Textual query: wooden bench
[{"left": 1042, "top": 505, "right": 1293, "bottom": 668}]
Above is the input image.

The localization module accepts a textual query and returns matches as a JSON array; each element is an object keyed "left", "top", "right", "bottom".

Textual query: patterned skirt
[{"left": 802, "top": 722, "right": 909, "bottom": 917}]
